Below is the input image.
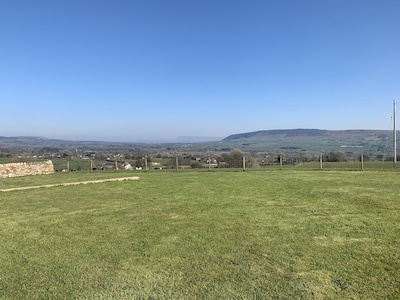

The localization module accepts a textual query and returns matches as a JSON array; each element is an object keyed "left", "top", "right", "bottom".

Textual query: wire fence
[
  {"left": 293, "top": 161, "right": 397, "bottom": 171},
  {"left": 2, "top": 152, "right": 399, "bottom": 173},
  {"left": 259, "top": 153, "right": 399, "bottom": 171}
]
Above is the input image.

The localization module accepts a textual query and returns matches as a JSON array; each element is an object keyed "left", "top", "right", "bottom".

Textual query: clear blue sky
[{"left": 1, "top": 0, "right": 399, "bottom": 142}]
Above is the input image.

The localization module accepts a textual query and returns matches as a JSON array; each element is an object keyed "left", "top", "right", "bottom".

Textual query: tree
[
  {"left": 325, "top": 151, "right": 347, "bottom": 162},
  {"left": 219, "top": 149, "right": 257, "bottom": 168},
  {"left": 125, "top": 152, "right": 135, "bottom": 159}
]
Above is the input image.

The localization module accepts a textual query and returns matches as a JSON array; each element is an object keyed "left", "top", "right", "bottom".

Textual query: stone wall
[{"left": 0, "top": 161, "right": 54, "bottom": 178}]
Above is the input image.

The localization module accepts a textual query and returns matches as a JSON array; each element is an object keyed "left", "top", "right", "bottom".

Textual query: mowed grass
[{"left": 0, "top": 170, "right": 399, "bottom": 299}]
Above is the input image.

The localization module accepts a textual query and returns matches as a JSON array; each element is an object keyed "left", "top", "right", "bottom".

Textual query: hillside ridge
[{"left": 223, "top": 129, "right": 388, "bottom": 141}]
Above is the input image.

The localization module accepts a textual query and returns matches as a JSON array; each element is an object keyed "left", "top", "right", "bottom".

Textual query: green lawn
[{"left": 0, "top": 170, "right": 399, "bottom": 299}]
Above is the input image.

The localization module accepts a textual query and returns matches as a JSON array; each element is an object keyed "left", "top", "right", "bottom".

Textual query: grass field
[{"left": 0, "top": 169, "right": 399, "bottom": 299}]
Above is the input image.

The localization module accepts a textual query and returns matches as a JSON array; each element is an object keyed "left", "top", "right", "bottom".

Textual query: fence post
[
  {"left": 144, "top": 155, "right": 148, "bottom": 171},
  {"left": 320, "top": 153, "right": 323, "bottom": 170},
  {"left": 243, "top": 155, "right": 246, "bottom": 171},
  {"left": 361, "top": 153, "right": 364, "bottom": 171},
  {"left": 280, "top": 154, "right": 283, "bottom": 170},
  {"left": 175, "top": 156, "right": 179, "bottom": 171}
]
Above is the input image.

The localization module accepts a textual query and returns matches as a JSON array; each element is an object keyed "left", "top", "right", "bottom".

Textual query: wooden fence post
[
  {"left": 320, "top": 153, "right": 323, "bottom": 170},
  {"left": 361, "top": 153, "right": 364, "bottom": 171}
]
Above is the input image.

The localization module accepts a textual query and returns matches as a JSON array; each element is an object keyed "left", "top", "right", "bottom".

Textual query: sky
[{"left": 1, "top": 0, "right": 399, "bottom": 142}]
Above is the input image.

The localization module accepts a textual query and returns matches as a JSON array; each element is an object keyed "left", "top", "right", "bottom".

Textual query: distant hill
[
  {"left": 0, "top": 136, "right": 135, "bottom": 150},
  {"left": 218, "top": 129, "right": 395, "bottom": 155},
  {"left": 223, "top": 129, "right": 387, "bottom": 141}
]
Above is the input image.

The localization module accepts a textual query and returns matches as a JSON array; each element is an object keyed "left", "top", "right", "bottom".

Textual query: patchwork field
[{"left": 0, "top": 170, "right": 399, "bottom": 299}]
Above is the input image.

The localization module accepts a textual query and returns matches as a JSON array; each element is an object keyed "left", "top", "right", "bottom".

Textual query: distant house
[{"left": 123, "top": 163, "right": 133, "bottom": 170}]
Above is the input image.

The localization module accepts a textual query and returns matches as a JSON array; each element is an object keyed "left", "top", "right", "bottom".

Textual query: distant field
[{"left": 0, "top": 170, "right": 399, "bottom": 299}]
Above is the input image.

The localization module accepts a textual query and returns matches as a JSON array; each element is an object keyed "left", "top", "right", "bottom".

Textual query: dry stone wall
[{"left": 0, "top": 161, "right": 54, "bottom": 178}]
